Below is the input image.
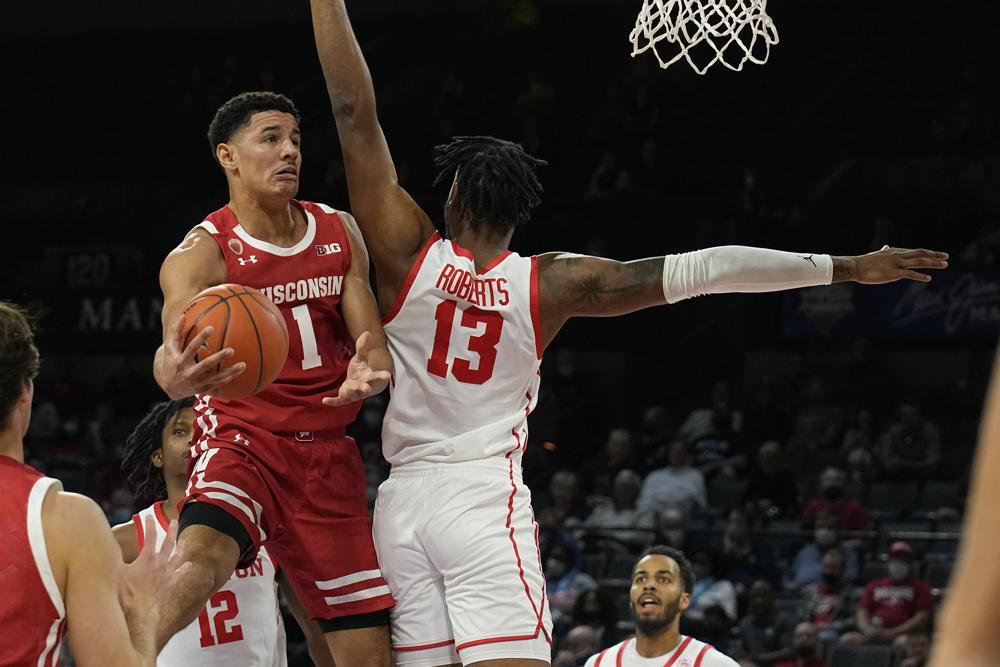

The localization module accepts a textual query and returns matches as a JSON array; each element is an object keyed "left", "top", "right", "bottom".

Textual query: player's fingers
[
  {"left": 369, "top": 370, "right": 392, "bottom": 384},
  {"left": 901, "top": 249, "right": 949, "bottom": 260},
  {"left": 179, "top": 326, "right": 215, "bottom": 364},
  {"left": 161, "top": 520, "right": 179, "bottom": 558},
  {"left": 904, "top": 258, "right": 949, "bottom": 270},
  {"left": 354, "top": 331, "right": 372, "bottom": 358},
  {"left": 900, "top": 270, "right": 932, "bottom": 282},
  {"left": 322, "top": 392, "right": 350, "bottom": 407},
  {"left": 190, "top": 347, "right": 234, "bottom": 374},
  {"left": 209, "top": 362, "right": 246, "bottom": 385},
  {"left": 167, "top": 313, "right": 186, "bottom": 349}
]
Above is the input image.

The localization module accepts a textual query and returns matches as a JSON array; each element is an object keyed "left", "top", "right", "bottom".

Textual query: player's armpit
[
  {"left": 46, "top": 492, "right": 155, "bottom": 667},
  {"left": 536, "top": 252, "right": 667, "bottom": 344},
  {"left": 158, "top": 226, "right": 226, "bottom": 333},
  {"left": 111, "top": 520, "right": 140, "bottom": 564}
]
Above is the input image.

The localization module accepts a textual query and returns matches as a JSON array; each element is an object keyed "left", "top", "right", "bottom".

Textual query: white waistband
[{"left": 388, "top": 457, "right": 521, "bottom": 479}]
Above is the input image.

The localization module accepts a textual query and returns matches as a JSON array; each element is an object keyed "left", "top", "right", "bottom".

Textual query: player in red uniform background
[
  {"left": 0, "top": 301, "right": 175, "bottom": 667},
  {"left": 151, "top": 92, "right": 394, "bottom": 666}
]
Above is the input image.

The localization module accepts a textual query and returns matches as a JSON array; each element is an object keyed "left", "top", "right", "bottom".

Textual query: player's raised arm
[
  {"left": 536, "top": 244, "right": 948, "bottom": 348},
  {"left": 153, "top": 226, "right": 244, "bottom": 399},
  {"left": 309, "top": 0, "right": 436, "bottom": 290}
]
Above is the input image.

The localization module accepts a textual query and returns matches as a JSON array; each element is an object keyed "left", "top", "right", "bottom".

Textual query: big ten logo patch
[{"left": 316, "top": 243, "right": 342, "bottom": 256}]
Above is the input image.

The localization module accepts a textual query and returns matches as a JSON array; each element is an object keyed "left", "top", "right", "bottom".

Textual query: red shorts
[{"left": 182, "top": 417, "right": 394, "bottom": 620}]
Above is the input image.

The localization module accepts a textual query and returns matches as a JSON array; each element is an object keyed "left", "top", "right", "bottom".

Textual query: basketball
[{"left": 181, "top": 284, "right": 289, "bottom": 400}]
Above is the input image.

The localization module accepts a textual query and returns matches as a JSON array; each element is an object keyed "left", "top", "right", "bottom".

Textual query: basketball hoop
[{"left": 629, "top": 0, "right": 779, "bottom": 75}]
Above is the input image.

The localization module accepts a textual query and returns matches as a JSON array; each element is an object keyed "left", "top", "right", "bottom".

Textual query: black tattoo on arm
[
  {"left": 831, "top": 256, "right": 857, "bottom": 283},
  {"left": 564, "top": 257, "right": 664, "bottom": 315}
]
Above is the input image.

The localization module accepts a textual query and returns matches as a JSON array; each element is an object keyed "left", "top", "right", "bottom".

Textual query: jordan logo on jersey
[
  {"left": 238, "top": 255, "right": 258, "bottom": 266},
  {"left": 316, "top": 243, "right": 342, "bottom": 256}
]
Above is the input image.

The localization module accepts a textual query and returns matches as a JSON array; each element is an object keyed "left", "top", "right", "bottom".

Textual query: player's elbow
[{"left": 330, "top": 92, "right": 357, "bottom": 120}]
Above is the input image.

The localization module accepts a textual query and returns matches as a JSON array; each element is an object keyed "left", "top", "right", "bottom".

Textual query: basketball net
[{"left": 629, "top": 0, "right": 779, "bottom": 75}]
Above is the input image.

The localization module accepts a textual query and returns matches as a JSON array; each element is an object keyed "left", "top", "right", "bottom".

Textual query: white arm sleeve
[{"left": 661, "top": 245, "right": 834, "bottom": 304}]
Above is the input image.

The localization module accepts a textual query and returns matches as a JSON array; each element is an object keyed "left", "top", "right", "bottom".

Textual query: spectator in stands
[
  {"left": 803, "top": 550, "right": 852, "bottom": 646},
  {"left": 543, "top": 470, "right": 589, "bottom": 528},
  {"left": 584, "top": 469, "right": 655, "bottom": 547},
  {"left": 787, "top": 379, "right": 844, "bottom": 473},
  {"left": 840, "top": 407, "right": 879, "bottom": 484},
  {"left": 553, "top": 624, "right": 599, "bottom": 667},
  {"left": 899, "top": 631, "right": 931, "bottom": 667},
  {"left": 773, "top": 623, "right": 830, "bottom": 667},
  {"left": 690, "top": 416, "right": 749, "bottom": 481},
  {"left": 680, "top": 380, "right": 743, "bottom": 443},
  {"left": 844, "top": 542, "right": 932, "bottom": 646},
  {"left": 639, "top": 405, "right": 672, "bottom": 452},
  {"left": 738, "top": 580, "right": 797, "bottom": 665},
  {"left": 743, "top": 376, "right": 792, "bottom": 446},
  {"left": 802, "top": 466, "right": 870, "bottom": 532},
  {"left": 790, "top": 512, "right": 859, "bottom": 588},
  {"left": 638, "top": 439, "right": 707, "bottom": 514},
  {"left": 878, "top": 402, "right": 942, "bottom": 480},
  {"left": 720, "top": 507, "right": 780, "bottom": 589},
  {"left": 744, "top": 440, "right": 799, "bottom": 518},
  {"left": 582, "top": 427, "right": 639, "bottom": 496},
  {"left": 546, "top": 541, "right": 599, "bottom": 622},
  {"left": 653, "top": 506, "right": 700, "bottom": 552},
  {"left": 686, "top": 548, "right": 737, "bottom": 624},
  {"left": 566, "top": 589, "right": 619, "bottom": 650}
]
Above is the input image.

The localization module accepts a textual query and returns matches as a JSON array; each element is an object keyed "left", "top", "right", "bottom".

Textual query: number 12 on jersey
[{"left": 427, "top": 299, "right": 503, "bottom": 385}]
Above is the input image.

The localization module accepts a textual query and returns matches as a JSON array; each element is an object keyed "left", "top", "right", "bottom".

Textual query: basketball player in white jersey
[
  {"left": 0, "top": 301, "right": 175, "bottom": 667},
  {"left": 310, "top": 2, "right": 949, "bottom": 665},
  {"left": 586, "top": 546, "right": 738, "bottom": 667},
  {"left": 112, "top": 398, "right": 334, "bottom": 667}
]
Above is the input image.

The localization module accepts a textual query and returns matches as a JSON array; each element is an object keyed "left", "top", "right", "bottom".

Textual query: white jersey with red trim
[
  {"left": 585, "top": 635, "right": 739, "bottom": 667},
  {"left": 381, "top": 232, "right": 542, "bottom": 467},
  {"left": 133, "top": 503, "right": 287, "bottom": 667}
]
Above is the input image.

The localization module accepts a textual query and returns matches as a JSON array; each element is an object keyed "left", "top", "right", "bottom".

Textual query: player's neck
[
  {"left": 163, "top": 480, "right": 186, "bottom": 522},
  {"left": 451, "top": 228, "right": 514, "bottom": 272},
  {"left": 634, "top": 623, "right": 682, "bottom": 658},
  {"left": 0, "top": 432, "right": 24, "bottom": 463},
  {"left": 228, "top": 195, "right": 300, "bottom": 245}
]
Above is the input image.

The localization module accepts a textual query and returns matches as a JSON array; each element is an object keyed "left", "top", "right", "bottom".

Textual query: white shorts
[{"left": 373, "top": 457, "right": 552, "bottom": 666}]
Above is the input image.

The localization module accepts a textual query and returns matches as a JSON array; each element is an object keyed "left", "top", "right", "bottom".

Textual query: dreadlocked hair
[
  {"left": 121, "top": 397, "right": 195, "bottom": 502},
  {"left": 433, "top": 136, "right": 547, "bottom": 234}
]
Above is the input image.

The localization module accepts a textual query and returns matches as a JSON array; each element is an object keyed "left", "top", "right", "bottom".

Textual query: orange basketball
[{"left": 181, "top": 284, "right": 289, "bottom": 400}]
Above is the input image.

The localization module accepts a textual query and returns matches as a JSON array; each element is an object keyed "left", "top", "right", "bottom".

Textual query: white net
[{"left": 629, "top": 0, "right": 779, "bottom": 75}]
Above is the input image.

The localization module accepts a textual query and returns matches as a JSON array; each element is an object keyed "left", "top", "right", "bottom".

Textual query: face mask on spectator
[
  {"left": 814, "top": 528, "right": 837, "bottom": 547},
  {"left": 822, "top": 485, "right": 842, "bottom": 500},
  {"left": 888, "top": 559, "right": 910, "bottom": 581},
  {"left": 822, "top": 572, "right": 841, "bottom": 586}
]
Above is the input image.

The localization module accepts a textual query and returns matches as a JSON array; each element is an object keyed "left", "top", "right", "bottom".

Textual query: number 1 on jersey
[
  {"left": 427, "top": 299, "right": 503, "bottom": 385},
  {"left": 291, "top": 304, "right": 322, "bottom": 370}
]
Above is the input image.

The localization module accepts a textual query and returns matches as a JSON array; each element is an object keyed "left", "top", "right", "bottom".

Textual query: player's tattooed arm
[{"left": 536, "top": 252, "right": 667, "bottom": 346}]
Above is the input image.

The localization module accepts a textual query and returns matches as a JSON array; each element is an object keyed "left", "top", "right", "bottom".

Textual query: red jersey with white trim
[
  {"left": 194, "top": 201, "right": 360, "bottom": 433},
  {"left": 0, "top": 456, "right": 66, "bottom": 667},
  {"left": 584, "top": 636, "right": 739, "bottom": 667},
  {"left": 381, "top": 233, "right": 542, "bottom": 466},
  {"left": 133, "top": 502, "right": 286, "bottom": 667}
]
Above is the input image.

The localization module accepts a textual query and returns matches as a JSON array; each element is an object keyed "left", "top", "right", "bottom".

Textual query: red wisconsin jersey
[
  {"left": 195, "top": 201, "right": 360, "bottom": 433},
  {"left": 0, "top": 456, "right": 66, "bottom": 667}
]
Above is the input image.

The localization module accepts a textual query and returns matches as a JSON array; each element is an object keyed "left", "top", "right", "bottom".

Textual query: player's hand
[
  {"left": 323, "top": 331, "right": 391, "bottom": 407},
  {"left": 159, "top": 312, "right": 246, "bottom": 399},
  {"left": 850, "top": 245, "right": 949, "bottom": 284},
  {"left": 119, "top": 517, "right": 182, "bottom": 624}
]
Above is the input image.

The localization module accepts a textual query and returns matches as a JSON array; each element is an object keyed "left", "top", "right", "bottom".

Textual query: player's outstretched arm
[
  {"left": 310, "top": 0, "right": 436, "bottom": 297},
  {"left": 46, "top": 492, "right": 176, "bottom": 667},
  {"left": 928, "top": 350, "right": 1000, "bottom": 667},
  {"left": 154, "top": 227, "right": 244, "bottom": 399},
  {"left": 324, "top": 212, "right": 393, "bottom": 407},
  {"left": 537, "top": 245, "right": 948, "bottom": 347}
]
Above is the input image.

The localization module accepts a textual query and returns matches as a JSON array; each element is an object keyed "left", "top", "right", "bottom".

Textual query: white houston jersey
[
  {"left": 585, "top": 635, "right": 739, "bottom": 667},
  {"left": 382, "top": 232, "right": 542, "bottom": 466},
  {"left": 133, "top": 503, "right": 287, "bottom": 667}
]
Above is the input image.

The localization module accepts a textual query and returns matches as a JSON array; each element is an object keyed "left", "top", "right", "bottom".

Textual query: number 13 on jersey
[{"left": 427, "top": 299, "right": 504, "bottom": 385}]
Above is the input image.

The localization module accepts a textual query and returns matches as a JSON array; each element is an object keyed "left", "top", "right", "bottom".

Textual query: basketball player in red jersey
[
  {"left": 151, "top": 92, "right": 394, "bottom": 666},
  {"left": 311, "top": 3, "right": 948, "bottom": 665},
  {"left": 112, "top": 397, "right": 335, "bottom": 667},
  {"left": 0, "top": 302, "right": 176, "bottom": 667}
]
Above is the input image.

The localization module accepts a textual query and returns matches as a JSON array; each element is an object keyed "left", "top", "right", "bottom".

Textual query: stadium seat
[
  {"left": 923, "top": 561, "right": 954, "bottom": 589},
  {"left": 916, "top": 480, "right": 962, "bottom": 512},
  {"left": 829, "top": 645, "right": 893, "bottom": 667},
  {"left": 861, "top": 560, "right": 888, "bottom": 583},
  {"left": 607, "top": 553, "right": 637, "bottom": 580},
  {"left": 707, "top": 478, "right": 746, "bottom": 510},
  {"left": 866, "top": 481, "right": 919, "bottom": 518}
]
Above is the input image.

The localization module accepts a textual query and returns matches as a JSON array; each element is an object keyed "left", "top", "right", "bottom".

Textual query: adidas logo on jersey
[{"left": 316, "top": 243, "right": 342, "bottom": 256}]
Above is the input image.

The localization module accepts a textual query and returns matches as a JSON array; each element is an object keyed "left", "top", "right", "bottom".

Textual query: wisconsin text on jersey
[
  {"left": 436, "top": 263, "right": 511, "bottom": 307},
  {"left": 257, "top": 275, "right": 344, "bottom": 305}
]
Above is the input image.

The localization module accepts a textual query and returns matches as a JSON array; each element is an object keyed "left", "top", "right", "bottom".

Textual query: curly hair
[
  {"left": 120, "top": 398, "right": 195, "bottom": 501},
  {"left": 433, "top": 136, "right": 546, "bottom": 235}
]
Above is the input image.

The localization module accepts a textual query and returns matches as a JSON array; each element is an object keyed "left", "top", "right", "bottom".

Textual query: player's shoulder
[
  {"left": 44, "top": 490, "right": 107, "bottom": 533},
  {"left": 297, "top": 200, "right": 343, "bottom": 218},
  {"left": 584, "top": 639, "right": 626, "bottom": 667},
  {"left": 111, "top": 519, "right": 140, "bottom": 564},
  {"left": 701, "top": 645, "right": 740, "bottom": 667}
]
